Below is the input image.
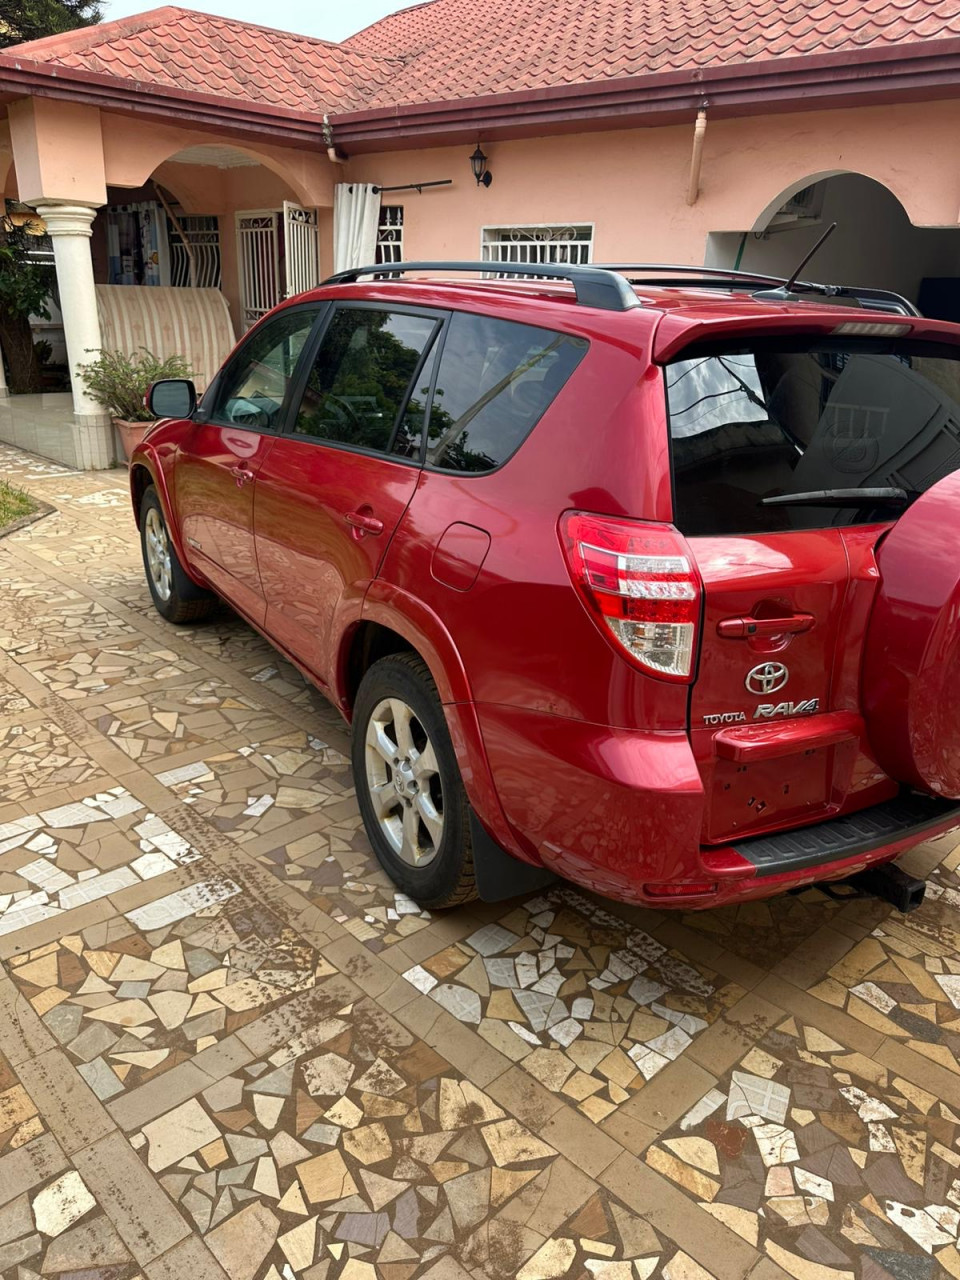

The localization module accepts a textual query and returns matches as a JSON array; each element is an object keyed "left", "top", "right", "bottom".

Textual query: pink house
[{"left": 2, "top": 0, "right": 960, "bottom": 466}]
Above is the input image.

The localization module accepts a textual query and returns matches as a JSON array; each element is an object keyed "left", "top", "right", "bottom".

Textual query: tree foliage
[
  {"left": 0, "top": 216, "right": 54, "bottom": 393},
  {"left": 0, "top": 0, "right": 102, "bottom": 48}
]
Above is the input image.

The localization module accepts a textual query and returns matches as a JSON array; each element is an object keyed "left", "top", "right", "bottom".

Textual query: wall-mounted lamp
[{"left": 470, "top": 144, "right": 492, "bottom": 188}]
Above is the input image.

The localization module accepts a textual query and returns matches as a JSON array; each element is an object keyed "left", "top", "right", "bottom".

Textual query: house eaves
[
  {"left": 328, "top": 37, "right": 960, "bottom": 151},
  {"left": 0, "top": 55, "right": 331, "bottom": 148},
  {"left": 3, "top": 32, "right": 960, "bottom": 155}
]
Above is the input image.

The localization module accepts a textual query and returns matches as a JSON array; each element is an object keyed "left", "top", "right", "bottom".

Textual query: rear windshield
[{"left": 666, "top": 338, "right": 960, "bottom": 535}]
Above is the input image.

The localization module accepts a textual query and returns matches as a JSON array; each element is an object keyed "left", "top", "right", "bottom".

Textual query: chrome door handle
[
  {"left": 231, "top": 465, "right": 255, "bottom": 488},
  {"left": 344, "top": 510, "right": 384, "bottom": 536}
]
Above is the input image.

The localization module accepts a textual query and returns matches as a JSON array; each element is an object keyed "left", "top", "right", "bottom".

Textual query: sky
[{"left": 99, "top": 0, "right": 415, "bottom": 42}]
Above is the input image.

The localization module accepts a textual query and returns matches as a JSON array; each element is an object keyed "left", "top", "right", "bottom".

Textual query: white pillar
[
  {"left": 34, "top": 200, "right": 113, "bottom": 468},
  {"left": 0, "top": 338, "right": 7, "bottom": 398}
]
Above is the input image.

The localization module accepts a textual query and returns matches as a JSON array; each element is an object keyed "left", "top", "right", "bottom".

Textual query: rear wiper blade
[{"left": 761, "top": 487, "right": 911, "bottom": 508}]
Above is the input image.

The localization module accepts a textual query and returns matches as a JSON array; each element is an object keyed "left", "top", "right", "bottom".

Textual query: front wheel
[
  {"left": 140, "top": 486, "right": 215, "bottom": 624},
  {"left": 351, "top": 653, "right": 477, "bottom": 908}
]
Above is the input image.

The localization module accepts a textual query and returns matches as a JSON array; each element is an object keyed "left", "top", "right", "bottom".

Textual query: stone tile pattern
[
  {"left": 405, "top": 888, "right": 743, "bottom": 1121},
  {"left": 8, "top": 894, "right": 335, "bottom": 1097},
  {"left": 810, "top": 849, "right": 960, "bottom": 1077},
  {"left": 647, "top": 1012, "right": 960, "bottom": 1278},
  {"left": 128, "top": 990, "right": 690, "bottom": 1280},
  {"left": 155, "top": 736, "right": 353, "bottom": 846},
  {"left": 0, "top": 787, "right": 202, "bottom": 936}
]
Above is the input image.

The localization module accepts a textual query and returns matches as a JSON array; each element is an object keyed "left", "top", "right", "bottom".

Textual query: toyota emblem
[{"left": 745, "top": 662, "right": 789, "bottom": 695}]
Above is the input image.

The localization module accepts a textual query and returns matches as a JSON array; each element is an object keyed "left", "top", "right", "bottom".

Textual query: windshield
[{"left": 665, "top": 338, "right": 960, "bottom": 535}]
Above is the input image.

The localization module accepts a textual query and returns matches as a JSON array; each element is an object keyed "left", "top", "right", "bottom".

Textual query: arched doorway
[
  {"left": 706, "top": 172, "right": 960, "bottom": 317},
  {"left": 95, "top": 142, "right": 324, "bottom": 335}
]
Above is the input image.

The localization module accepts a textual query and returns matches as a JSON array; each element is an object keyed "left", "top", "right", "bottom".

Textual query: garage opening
[{"left": 706, "top": 172, "right": 960, "bottom": 319}]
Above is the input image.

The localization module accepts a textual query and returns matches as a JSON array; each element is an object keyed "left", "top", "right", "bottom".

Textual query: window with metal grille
[
  {"left": 376, "top": 206, "right": 404, "bottom": 265},
  {"left": 481, "top": 223, "right": 593, "bottom": 268},
  {"left": 168, "top": 215, "right": 222, "bottom": 289}
]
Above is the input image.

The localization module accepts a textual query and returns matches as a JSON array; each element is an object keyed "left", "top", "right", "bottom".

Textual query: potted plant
[{"left": 77, "top": 347, "right": 195, "bottom": 461}]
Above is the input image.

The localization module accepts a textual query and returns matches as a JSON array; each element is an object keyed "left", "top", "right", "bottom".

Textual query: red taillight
[{"left": 559, "top": 511, "right": 701, "bottom": 681}]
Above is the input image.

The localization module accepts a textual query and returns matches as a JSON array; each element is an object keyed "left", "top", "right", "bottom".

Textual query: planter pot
[{"left": 114, "top": 418, "right": 152, "bottom": 462}]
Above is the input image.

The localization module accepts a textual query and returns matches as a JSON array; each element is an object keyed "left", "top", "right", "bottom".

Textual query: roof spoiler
[{"left": 594, "top": 264, "right": 919, "bottom": 317}]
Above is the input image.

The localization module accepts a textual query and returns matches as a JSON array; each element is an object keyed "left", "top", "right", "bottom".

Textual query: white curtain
[{"left": 333, "top": 183, "right": 381, "bottom": 274}]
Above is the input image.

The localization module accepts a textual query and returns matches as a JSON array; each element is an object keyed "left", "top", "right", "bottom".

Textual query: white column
[
  {"left": 0, "top": 338, "right": 7, "bottom": 397},
  {"left": 34, "top": 200, "right": 113, "bottom": 468}
]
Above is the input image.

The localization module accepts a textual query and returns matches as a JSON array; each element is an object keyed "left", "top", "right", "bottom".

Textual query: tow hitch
[{"left": 817, "top": 862, "right": 926, "bottom": 913}]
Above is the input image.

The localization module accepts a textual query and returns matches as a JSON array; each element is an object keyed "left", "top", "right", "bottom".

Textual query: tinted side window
[
  {"left": 426, "top": 313, "right": 587, "bottom": 473},
  {"left": 294, "top": 307, "right": 437, "bottom": 453},
  {"left": 211, "top": 309, "right": 317, "bottom": 430}
]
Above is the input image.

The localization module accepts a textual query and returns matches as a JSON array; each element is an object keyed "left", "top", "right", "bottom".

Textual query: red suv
[{"left": 131, "top": 261, "right": 960, "bottom": 912}]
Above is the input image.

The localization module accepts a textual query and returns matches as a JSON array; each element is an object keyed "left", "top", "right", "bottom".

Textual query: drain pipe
[
  {"left": 322, "top": 114, "right": 347, "bottom": 165},
  {"left": 686, "top": 103, "right": 708, "bottom": 205}
]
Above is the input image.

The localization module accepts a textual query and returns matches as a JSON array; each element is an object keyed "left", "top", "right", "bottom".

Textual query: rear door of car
[
  {"left": 253, "top": 301, "right": 443, "bottom": 690},
  {"left": 664, "top": 333, "right": 948, "bottom": 845}
]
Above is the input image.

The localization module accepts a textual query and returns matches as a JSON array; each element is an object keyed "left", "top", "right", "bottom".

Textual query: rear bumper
[{"left": 475, "top": 703, "right": 960, "bottom": 908}]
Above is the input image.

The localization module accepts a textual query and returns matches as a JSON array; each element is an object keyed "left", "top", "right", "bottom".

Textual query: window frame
[
  {"left": 480, "top": 221, "right": 595, "bottom": 269},
  {"left": 282, "top": 300, "right": 446, "bottom": 467},
  {"left": 202, "top": 302, "right": 326, "bottom": 435}
]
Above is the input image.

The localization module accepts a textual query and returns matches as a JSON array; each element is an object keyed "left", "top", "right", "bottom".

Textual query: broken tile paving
[{"left": 0, "top": 439, "right": 959, "bottom": 1280}]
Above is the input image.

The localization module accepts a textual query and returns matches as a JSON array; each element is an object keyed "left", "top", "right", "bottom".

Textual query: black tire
[
  {"left": 140, "top": 486, "right": 215, "bottom": 624},
  {"left": 352, "top": 653, "right": 477, "bottom": 908}
]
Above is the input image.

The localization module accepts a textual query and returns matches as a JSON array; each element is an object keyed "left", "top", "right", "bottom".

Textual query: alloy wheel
[
  {"left": 365, "top": 696, "right": 444, "bottom": 867},
  {"left": 144, "top": 506, "right": 173, "bottom": 602}
]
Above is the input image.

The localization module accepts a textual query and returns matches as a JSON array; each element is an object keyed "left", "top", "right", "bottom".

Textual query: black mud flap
[{"left": 470, "top": 809, "right": 556, "bottom": 903}]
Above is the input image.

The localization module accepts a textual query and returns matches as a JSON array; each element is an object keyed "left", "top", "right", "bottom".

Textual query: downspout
[
  {"left": 686, "top": 103, "right": 708, "bottom": 205},
  {"left": 322, "top": 114, "right": 348, "bottom": 165}
]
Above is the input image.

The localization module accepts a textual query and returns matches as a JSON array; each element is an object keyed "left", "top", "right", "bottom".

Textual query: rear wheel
[
  {"left": 140, "top": 487, "right": 215, "bottom": 624},
  {"left": 352, "top": 653, "right": 477, "bottom": 908}
]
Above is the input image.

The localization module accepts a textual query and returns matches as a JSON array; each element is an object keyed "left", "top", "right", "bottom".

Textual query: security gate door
[
  {"left": 236, "top": 209, "right": 280, "bottom": 329},
  {"left": 283, "top": 201, "right": 320, "bottom": 299}
]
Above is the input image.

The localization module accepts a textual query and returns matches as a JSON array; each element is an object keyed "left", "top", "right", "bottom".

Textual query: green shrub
[{"left": 77, "top": 348, "right": 193, "bottom": 422}]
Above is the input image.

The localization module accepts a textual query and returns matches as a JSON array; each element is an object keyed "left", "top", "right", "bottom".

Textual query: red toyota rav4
[{"left": 130, "top": 260, "right": 960, "bottom": 913}]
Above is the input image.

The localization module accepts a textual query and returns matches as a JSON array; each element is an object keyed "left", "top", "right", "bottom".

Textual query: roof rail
[
  {"left": 322, "top": 260, "right": 641, "bottom": 312},
  {"left": 594, "top": 263, "right": 920, "bottom": 317}
]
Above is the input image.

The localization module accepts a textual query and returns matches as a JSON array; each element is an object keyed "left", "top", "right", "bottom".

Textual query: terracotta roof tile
[
  {"left": 3, "top": 4, "right": 400, "bottom": 111},
  {"left": 348, "top": 0, "right": 960, "bottom": 105},
  {"left": 3, "top": 0, "right": 960, "bottom": 119}
]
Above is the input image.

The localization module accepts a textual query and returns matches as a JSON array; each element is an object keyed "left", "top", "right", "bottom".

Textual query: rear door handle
[
  {"left": 718, "top": 613, "right": 814, "bottom": 638},
  {"left": 345, "top": 510, "right": 384, "bottom": 536},
  {"left": 231, "top": 465, "right": 255, "bottom": 487}
]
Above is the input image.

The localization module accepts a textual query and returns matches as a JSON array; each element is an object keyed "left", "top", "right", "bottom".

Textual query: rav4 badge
[{"left": 702, "top": 697, "right": 820, "bottom": 726}]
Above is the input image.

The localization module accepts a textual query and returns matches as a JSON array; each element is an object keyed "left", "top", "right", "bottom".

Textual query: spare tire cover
[{"left": 862, "top": 468, "right": 960, "bottom": 799}]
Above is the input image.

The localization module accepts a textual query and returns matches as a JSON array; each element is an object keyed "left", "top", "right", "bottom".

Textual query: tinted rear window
[
  {"left": 666, "top": 339, "right": 960, "bottom": 535},
  {"left": 425, "top": 312, "right": 587, "bottom": 473}
]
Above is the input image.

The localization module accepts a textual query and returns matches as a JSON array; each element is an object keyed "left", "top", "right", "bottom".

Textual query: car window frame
[
  {"left": 282, "top": 299, "right": 446, "bottom": 467},
  {"left": 202, "top": 302, "right": 328, "bottom": 435},
  {"left": 420, "top": 305, "right": 590, "bottom": 478}
]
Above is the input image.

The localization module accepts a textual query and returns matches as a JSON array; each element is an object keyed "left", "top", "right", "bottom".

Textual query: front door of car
[
  {"left": 254, "top": 303, "right": 443, "bottom": 689},
  {"left": 174, "top": 305, "right": 320, "bottom": 623}
]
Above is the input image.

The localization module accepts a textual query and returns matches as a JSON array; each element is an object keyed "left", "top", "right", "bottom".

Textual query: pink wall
[
  {"left": 6, "top": 87, "right": 960, "bottom": 341},
  {"left": 342, "top": 97, "right": 960, "bottom": 264}
]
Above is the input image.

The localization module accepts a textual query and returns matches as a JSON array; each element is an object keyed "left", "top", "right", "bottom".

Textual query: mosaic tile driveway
[{"left": 1, "top": 440, "right": 960, "bottom": 1280}]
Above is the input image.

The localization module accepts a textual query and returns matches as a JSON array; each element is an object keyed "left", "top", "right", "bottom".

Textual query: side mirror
[{"left": 147, "top": 379, "right": 197, "bottom": 420}]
